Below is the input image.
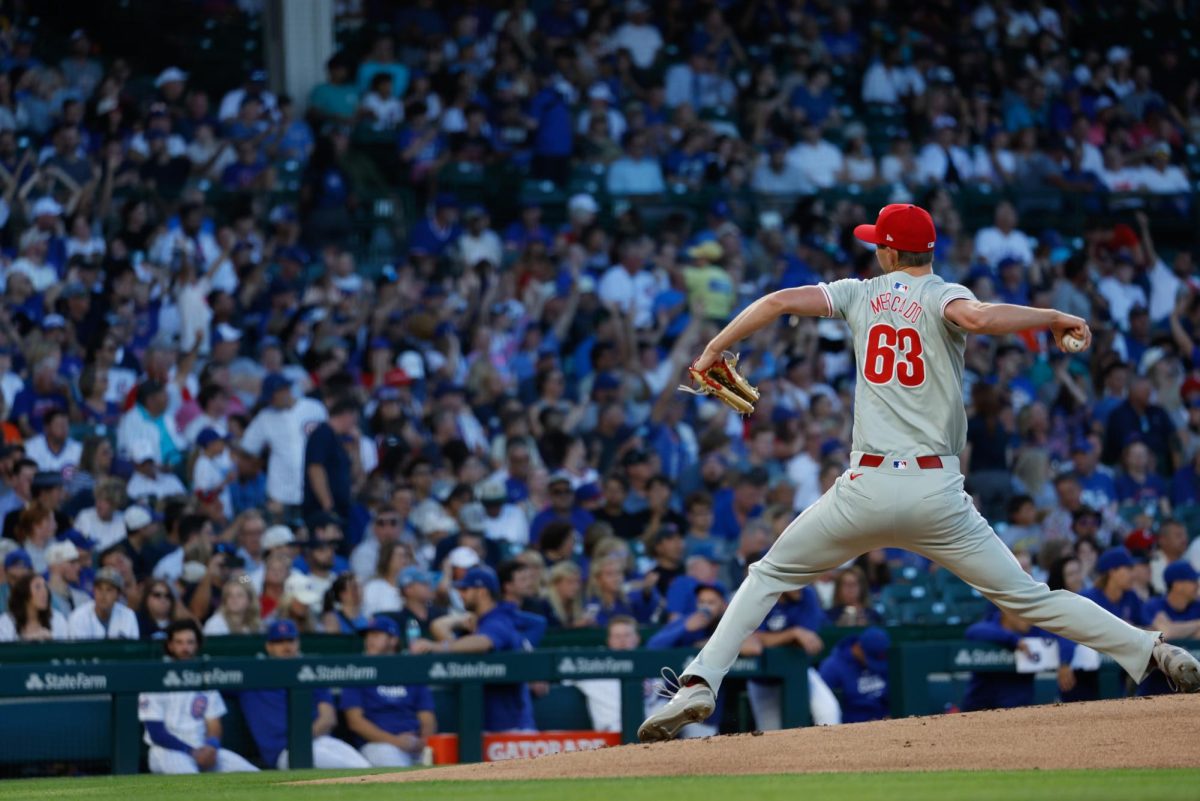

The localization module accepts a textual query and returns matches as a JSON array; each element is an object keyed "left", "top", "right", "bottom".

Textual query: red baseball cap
[{"left": 853, "top": 204, "right": 937, "bottom": 253}]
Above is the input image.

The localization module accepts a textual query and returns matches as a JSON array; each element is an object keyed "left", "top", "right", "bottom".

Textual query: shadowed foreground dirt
[{"left": 307, "top": 695, "right": 1199, "bottom": 783}]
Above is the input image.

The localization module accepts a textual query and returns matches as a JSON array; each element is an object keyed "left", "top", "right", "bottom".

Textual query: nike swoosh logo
[{"left": 849, "top": 473, "right": 863, "bottom": 481}]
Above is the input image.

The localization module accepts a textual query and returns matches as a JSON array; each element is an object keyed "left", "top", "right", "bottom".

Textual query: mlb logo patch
[
  {"left": 892, "top": 281, "right": 909, "bottom": 294},
  {"left": 892, "top": 459, "right": 909, "bottom": 469}
]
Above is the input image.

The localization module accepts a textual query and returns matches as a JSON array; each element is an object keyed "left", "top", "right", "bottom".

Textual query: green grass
[{"left": 1, "top": 769, "right": 1198, "bottom": 801}]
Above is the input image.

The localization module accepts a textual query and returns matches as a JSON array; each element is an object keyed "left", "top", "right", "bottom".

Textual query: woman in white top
[
  {"left": 360, "top": 73, "right": 404, "bottom": 131},
  {"left": 0, "top": 574, "right": 68, "bottom": 641},
  {"left": 203, "top": 576, "right": 262, "bottom": 636},
  {"left": 73, "top": 477, "right": 128, "bottom": 551},
  {"left": 64, "top": 212, "right": 106, "bottom": 261},
  {"left": 362, "top": 540, "right": 411, "bottom": 617},
  {"left": 841, "top": 130, "right": 878, "bottom": 187}
]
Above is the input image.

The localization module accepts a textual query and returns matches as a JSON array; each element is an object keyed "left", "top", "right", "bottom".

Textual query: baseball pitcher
[{"left": 640, "top": 204, "right": 1200, "bottom": 742}]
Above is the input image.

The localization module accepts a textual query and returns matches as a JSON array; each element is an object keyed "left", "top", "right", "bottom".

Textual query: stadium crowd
[{"left": 0, "top": 0, "right": 1197, "bottom": 770}]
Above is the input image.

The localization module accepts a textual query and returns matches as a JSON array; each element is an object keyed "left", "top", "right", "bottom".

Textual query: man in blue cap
[
  {"left": 664, "top": 541, "right": 726, "bottom": 619},
  {"left": 410, "top": 566, "right": 536, "bottom": 733},
  {"left": 341, "top": 617, "right": 437, "bottom": 766},
  {"left": 646, "top": 582, "right": 761, "bottom": 738},
  {"left": 1082, "top": 547, "right": 1143, "bottom": 625},
  {"left": 818, "top": 627, "right": 892, "bottom": 723},
  {"left": 1146, "top": 561, "right": 1200, "bottom": 636},
  {"left": 0, "top": 547, "right": 33, "bottom": 612},
  {"left": 408, "top": 193, "right": 461, "bottom": 259},
  {"left": 1139, "top": 562, "right": 1200, "bottom": 696},
  {"left": 239, "top": 373, "right": 328, "bottom": 513},
  {"left": 751, "top": 586, "right": 842, "bottom": 728},
  {"left": 237, "top": 620, "right": 369, "bottom": 769},
  {"left": 959, "top": 607, "right": 1057, "bottom": 712}
]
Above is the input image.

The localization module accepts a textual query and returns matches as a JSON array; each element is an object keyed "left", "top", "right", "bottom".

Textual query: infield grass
[{"left": 0, "top": 769, "right": 1198, "bottom": 801}]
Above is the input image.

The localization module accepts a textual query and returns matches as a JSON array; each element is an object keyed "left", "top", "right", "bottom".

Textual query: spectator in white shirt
[
  {"left": 126, "top": 438, "right": 188, "bottom": 502},
  {"left": 0, "top": 573, "right": 68, "bottom": 641},
  {"left": 841, "top": 125, "right": 878, "bottom": 186},
  {"left": 1099, "top": 145, "right": 1141, "bottom": 192},
  {"left": 752, "top": 141, "right": 815, "bottom": 195},
  {"left": 350, "top": 508, "right": 406, "bottom": 581},
  {"left": 1098, "top": 255, "right": 1149, "bottom": 332},
  {"left": 974, "top": 201, "right": 1035, "bottom": 267},
  {"left": 24, "top": 408, "right": 82, "bottom": 476},
  {"left": 576, "top": 83, "right": 627, "bottom": 145},
  {"left": 457, "top": 206, "right": 503, "bottom": 269},
  {"left": 609, "top": 2, "right": 662, "bottom": 69},
  {"left": 183, "top": 384, "right": 231, "bottom": 445},
  {"left": 67, "top": 567, "right": 140, "bottom": 640},
  {"left": 606, "top": 131, "right": 665, "bottom": 196},
  {"left": 359, "top": 72, "right": 404, "bottom": 131},
  {"left": 860, "top": 50, "right": 926, "bottom": 105},
  {"left": 972, "top": 129, "right": 1017, "bottom": 185},
  {"left": 917, "top": 117, "right": 973, "bottom": 185},
  {"left": 9, "top": 228, "right": 58, "bottom": 292},
  {"left": 598, "top": 237, "right": 660, "bottom": 328},
  {"left": 880, "top": 136, "right": 919, "bottom": 185},
  {"left": 786, "top": 125, "right": 844, "bottom": 189},
  {"left": 480, "top": 480, "right": 529, "bottom": 546},
  {"left": 1139, "top": 142, "right": 1189, "bottom": 194},
  {"left": 74, "top": 477, "right": 129, "bottom": 551},
  {"left": 117, "top": 380, "right": 185, "bottom": 468},
  {"left": 193, "top": 428, "right": 235, "bottom": 521},
  {"left": 664, "top": 50, "right": 735, "bottom": 110},
  {"left": 239, "top": 374, "right": 328, "bottom": 509},
  {"left": 362, "top": 540, "right": 410, "bottom": 617},
  {"left": 217, "top": 69, "right": 277, "bottom": 121}
]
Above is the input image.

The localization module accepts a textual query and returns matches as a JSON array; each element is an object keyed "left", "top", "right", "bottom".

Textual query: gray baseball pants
[{"left": 682, "top": 454, "right": 1159, "bottom": 694}]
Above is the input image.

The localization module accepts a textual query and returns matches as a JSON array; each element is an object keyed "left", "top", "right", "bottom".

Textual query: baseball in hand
[{"left": 1062, "top": 333, "right": 1086, "bottom": 352}]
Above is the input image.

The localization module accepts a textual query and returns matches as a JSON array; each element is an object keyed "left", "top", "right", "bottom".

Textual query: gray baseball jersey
[
  {"left": 819, "top": 273, "right": 975, "bottom": 456},
  {"left": 669, "top": 270, "right": 1160, "bottom": 709}
]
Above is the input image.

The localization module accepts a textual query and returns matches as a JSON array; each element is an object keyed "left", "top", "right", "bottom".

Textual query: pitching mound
[{"left": 311, "top": 695, "right": 1199, "bottom": 784}]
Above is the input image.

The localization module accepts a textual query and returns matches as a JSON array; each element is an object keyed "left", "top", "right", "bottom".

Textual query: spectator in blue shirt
[
  {"left": 237, "top": 620, "right": 369, "bottom": 769},
  {"left": 503, "top": 203, "right": 553, "bottom": 252},
  {"left": 751, "top": 587, "right": 844, "bottom": 728},
  {"left": 606, "top": 131, "right": 665, "bottom": 196},
  {"left": 1139, "top": 562, "right": 1200, "bottom": 697},
  {"left": 529, "top": 471, "right": 593, "bottom": 545},
  {"left": 818, "top": 627, "right": 892, "bottom": 723},
  {"left": 528, "top": 76, "right": 573, "bottom": 184},
  {"left": 1115, "top": 441, "right": 1171, "bottom": 517},
  {"left": 1071, "top": 438, "right": 1119, "bottom": 513},
  {"left": 408, "top": 193, "right": 461, "bottom": 259},
  {"left": 1083, "top": 548, "right": 1144, "bottom": 625},
  {"left": 1103, "top": 377, "right": 1175, "bottom": 474},
  {"left": 960, "top": 608, "right": 1054, "bottom": 712},
  {"left": 664, "top": 542, "right": 725, "bottom": 620},
  {"left": 302, "top": 398, "right": 357, "bottom": 522},
  {"left": 584, "top": 554, "right": 661, "bottom": 625},
  {"left": 1170, "top": 445, "right": 1200, "bottom": 507},
  {"left": 411, "top": 567, "right": 536, "bottom": 733},
  {"left": 711, "top": 468, "right": 767, "bottom": 541},
  {"left": 341, "top": 617, "right": 436, "bottom": 766},
  {"left": 647, "top": 582, "right": 761, "bottom": 737}
]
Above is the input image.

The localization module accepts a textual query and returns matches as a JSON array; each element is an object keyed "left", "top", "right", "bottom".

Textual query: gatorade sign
[{"left": 483, "top": 732, "right": 621, "bottom": 762}]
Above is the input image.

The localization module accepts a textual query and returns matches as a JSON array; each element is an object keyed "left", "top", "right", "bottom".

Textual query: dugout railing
[{"left": 0, "top": 647, "right": 812, "bottom": 774}]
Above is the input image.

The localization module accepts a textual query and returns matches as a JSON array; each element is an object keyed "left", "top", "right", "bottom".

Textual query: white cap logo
[{"left": 886, "top": 234, "right": 894, "bottom": 242}]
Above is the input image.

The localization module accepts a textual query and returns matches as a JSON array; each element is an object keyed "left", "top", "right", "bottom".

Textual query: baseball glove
[{"left": 678, "top": 352, "right": 760, "bottom": 415}]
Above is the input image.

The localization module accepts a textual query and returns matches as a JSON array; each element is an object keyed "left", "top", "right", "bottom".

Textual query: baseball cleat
[
  {"left": 1152, "top": 638, "right": 1200, "bottom": 692},
  {"left": 638, "top": 671, "right": 716, "bottom": 743}
]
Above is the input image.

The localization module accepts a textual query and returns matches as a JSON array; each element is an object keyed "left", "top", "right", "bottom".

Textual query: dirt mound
[{"left": 308, "top": 695, "right": 1200, "bottom": 784}]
